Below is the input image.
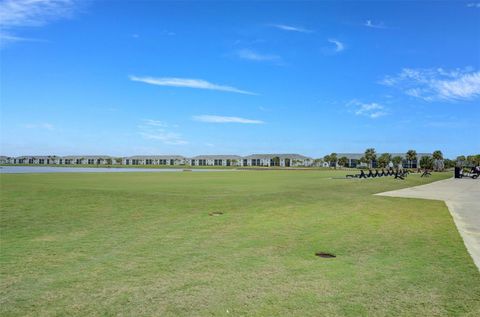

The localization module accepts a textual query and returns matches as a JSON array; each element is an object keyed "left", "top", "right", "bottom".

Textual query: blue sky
[{"left": 1, "top": 0, "right": 479, "bottom": 158}]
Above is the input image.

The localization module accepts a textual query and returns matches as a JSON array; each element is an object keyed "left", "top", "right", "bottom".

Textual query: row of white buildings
[
  {"left": 0, "top": 154, "right": 314, "bottom": 167},
  {"left": 0, "top": 152, "right": 430, "bottom": 168}
]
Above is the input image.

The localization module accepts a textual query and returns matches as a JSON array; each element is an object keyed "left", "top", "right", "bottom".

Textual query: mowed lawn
[{"left": 1, "top": 171, "right": 479, "bottom": 316}]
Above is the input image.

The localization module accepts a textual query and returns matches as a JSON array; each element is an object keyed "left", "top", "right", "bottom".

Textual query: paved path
[{"left": 376, "top": 178, "right": 480, "bottom": 271}]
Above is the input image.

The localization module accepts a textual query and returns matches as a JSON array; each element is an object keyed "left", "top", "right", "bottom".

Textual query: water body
[{"left": 0, "top": 166, "right": 237, "bottom": 174}]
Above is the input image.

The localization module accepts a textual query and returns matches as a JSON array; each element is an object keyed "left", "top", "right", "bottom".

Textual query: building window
[
  {"left": 251, "top": 159, "right": 261, "bottom": 166},
  {"left": 214, "top": 159, "right": 223, "bottom": 166},
  {"left": 243, "top": 159, "right": 248, "bottom": 166},
  {"left": 29, "top": 159, "right": 34, "bottom": 164}
]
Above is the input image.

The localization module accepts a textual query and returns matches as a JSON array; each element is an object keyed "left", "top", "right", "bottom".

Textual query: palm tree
[
  {"left": 364, "top": 148, "right": 376, "bottom": 168},
  {"left": 420, "top": 156, "right": 434, "bottom": 169},
  {"left": 378, "top": 153, "right": 392, "bottom": 168},
  {"left": 392, "top": 156, "right": 403, "bottom": 168},
  {"left": 271, "top": 156, "right": 280, "bottom": 167},
  {"left": 330, "top": 153, "right": 338, "bottom": 169},
  {"left": 473, "top": 154, "right": 480, "bottom": 166},
  {"left": 323, "top": 155, "right": 331, "bottom": 167},
  {"left": 432, "top": 150, "right": 443, "bottom": 160},
  {"left": 432, "top": 150, "right": 444, "bottom": 171},
  {"left": 406, "top": 149, "right": 417, "bottom": 168},
  {"left": 338, "top": 156, "right": 348, "bottom": 167}
]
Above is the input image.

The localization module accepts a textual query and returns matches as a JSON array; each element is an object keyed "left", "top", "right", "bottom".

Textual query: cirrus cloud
[
  {"left": 0, "top": 0, "right": 79, "bottom": 46},
  {"left": 193, "top": 115, "right": 264, "bottom": 124},
  {"left": 138, "top": 119, "right": 187, "bottom": 145},
  {"left": 347, "top": 100, "right": 388, "bottom": 119},
  {"left": 381, "top": 68, "right": 480, "bottom": 102},
  {"left": 130, "top": 76, "right": 257, "bottom": 95},
  {"left": 328, "top": 39, "right": 345, "bottom": 53},
  {"left": 269, "top": 24, "right": 313, "bottom": 33},
  {"left": 236, "top": 49, "right": 282, "bottom": 63}
]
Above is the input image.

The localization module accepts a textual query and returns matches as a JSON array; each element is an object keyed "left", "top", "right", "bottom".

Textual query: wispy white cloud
[
  {"left": 130, "top": 76, "right": 257, "bottom": 95},
  {"left": 270, "top": 24, "right": 313, "bottom": 33},
  {"left": 381, "top": 68, "right": 480, "bottom": 102},
  {"left": 328, "top": 39, "right": 345, "bottom": 53},
  {"left": 161, "top": 30, "right": 176, "bottom": 36},
  {"left": 236, "top": 49, "right": 281, "bottom": 62},
  {"left": 23, "top": 123, "right": 54, "bottom": 130},
  {"left": 364, "top": 20, "right": 387, "bottom": 29},
  {"left": 0, "top": 0, "right": 78, "bottom": 46},
  {"left": 139, "top": 131, "right": 187, "bottom": 145},
  {"left": 142, "top": 119, "right": 168, "bottom": 127},
  {"left": 138, "top": 119, "right": 187, "bottom": 145},
  {"left": 347, "top": 100, "right": 388, "bottom": 119},
  {"left": 193, "top": 115, "right": 264, "bottom": 124},
  {"left": 467, "top": 3, "right": 480, "bottom": 8}
]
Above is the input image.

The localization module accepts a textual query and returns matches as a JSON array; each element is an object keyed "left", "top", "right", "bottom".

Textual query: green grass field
[{"left": 1, "top": 171, "right": 479, "bottom": 316}]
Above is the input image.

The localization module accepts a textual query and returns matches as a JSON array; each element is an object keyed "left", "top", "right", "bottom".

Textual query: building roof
[
  {"left": 15, "top": 155, "right": 61, "bottom": 159},
  {"left": 191, "top": 155, "right": 242, "bottom": 160},
  {"left": 127, "top": 155, "right": 185, "bottom": 159},
  {"left": 62, "top": 155, "right": 112, "bottom": 159},
  {"left": 244, "top": 154, "right": 312, "bottom": 160}
]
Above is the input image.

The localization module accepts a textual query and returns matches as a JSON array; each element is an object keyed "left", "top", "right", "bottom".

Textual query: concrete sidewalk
[{"left": 376, "top": 178, "right": 480, "bottom": 271}]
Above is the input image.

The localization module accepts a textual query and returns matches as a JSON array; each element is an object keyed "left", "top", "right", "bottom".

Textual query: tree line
[{"left": 321, "top": 149, "right": 480, "bottom": 171}]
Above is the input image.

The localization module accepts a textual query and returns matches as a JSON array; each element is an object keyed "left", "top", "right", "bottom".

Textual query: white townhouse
[
  {"left": 243, "top": 154, "right": 313, "bottom": 167},
  {"left": 123, "top": 155, "right": 186, "bottom": 166},
  {"left": 189, "top": 155, "right": 242, "bottom": 167},
  {"left": 33, "top": 156, "right": 62, "bottom": 164},
  {"left": 61, "top": 155, "right": 114, "bottom": 165},
  {"left": 12, "top": 156, "right": 35, "bottom": 164},
  {"left": 0, "top": 156, "right": 11, "bottom": 164}
]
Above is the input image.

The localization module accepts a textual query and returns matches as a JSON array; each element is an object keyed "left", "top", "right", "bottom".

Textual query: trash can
[{"left": 454, "top": 167, "right": 461, "bottom": 178}]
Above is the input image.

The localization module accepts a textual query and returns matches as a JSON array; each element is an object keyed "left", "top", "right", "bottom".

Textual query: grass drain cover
[
  {"left": 209, "top": 211, "right": 224, "bottom": 216},
  {"left": 315, "top": 252, "right": 336, "bottom": 258}
]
